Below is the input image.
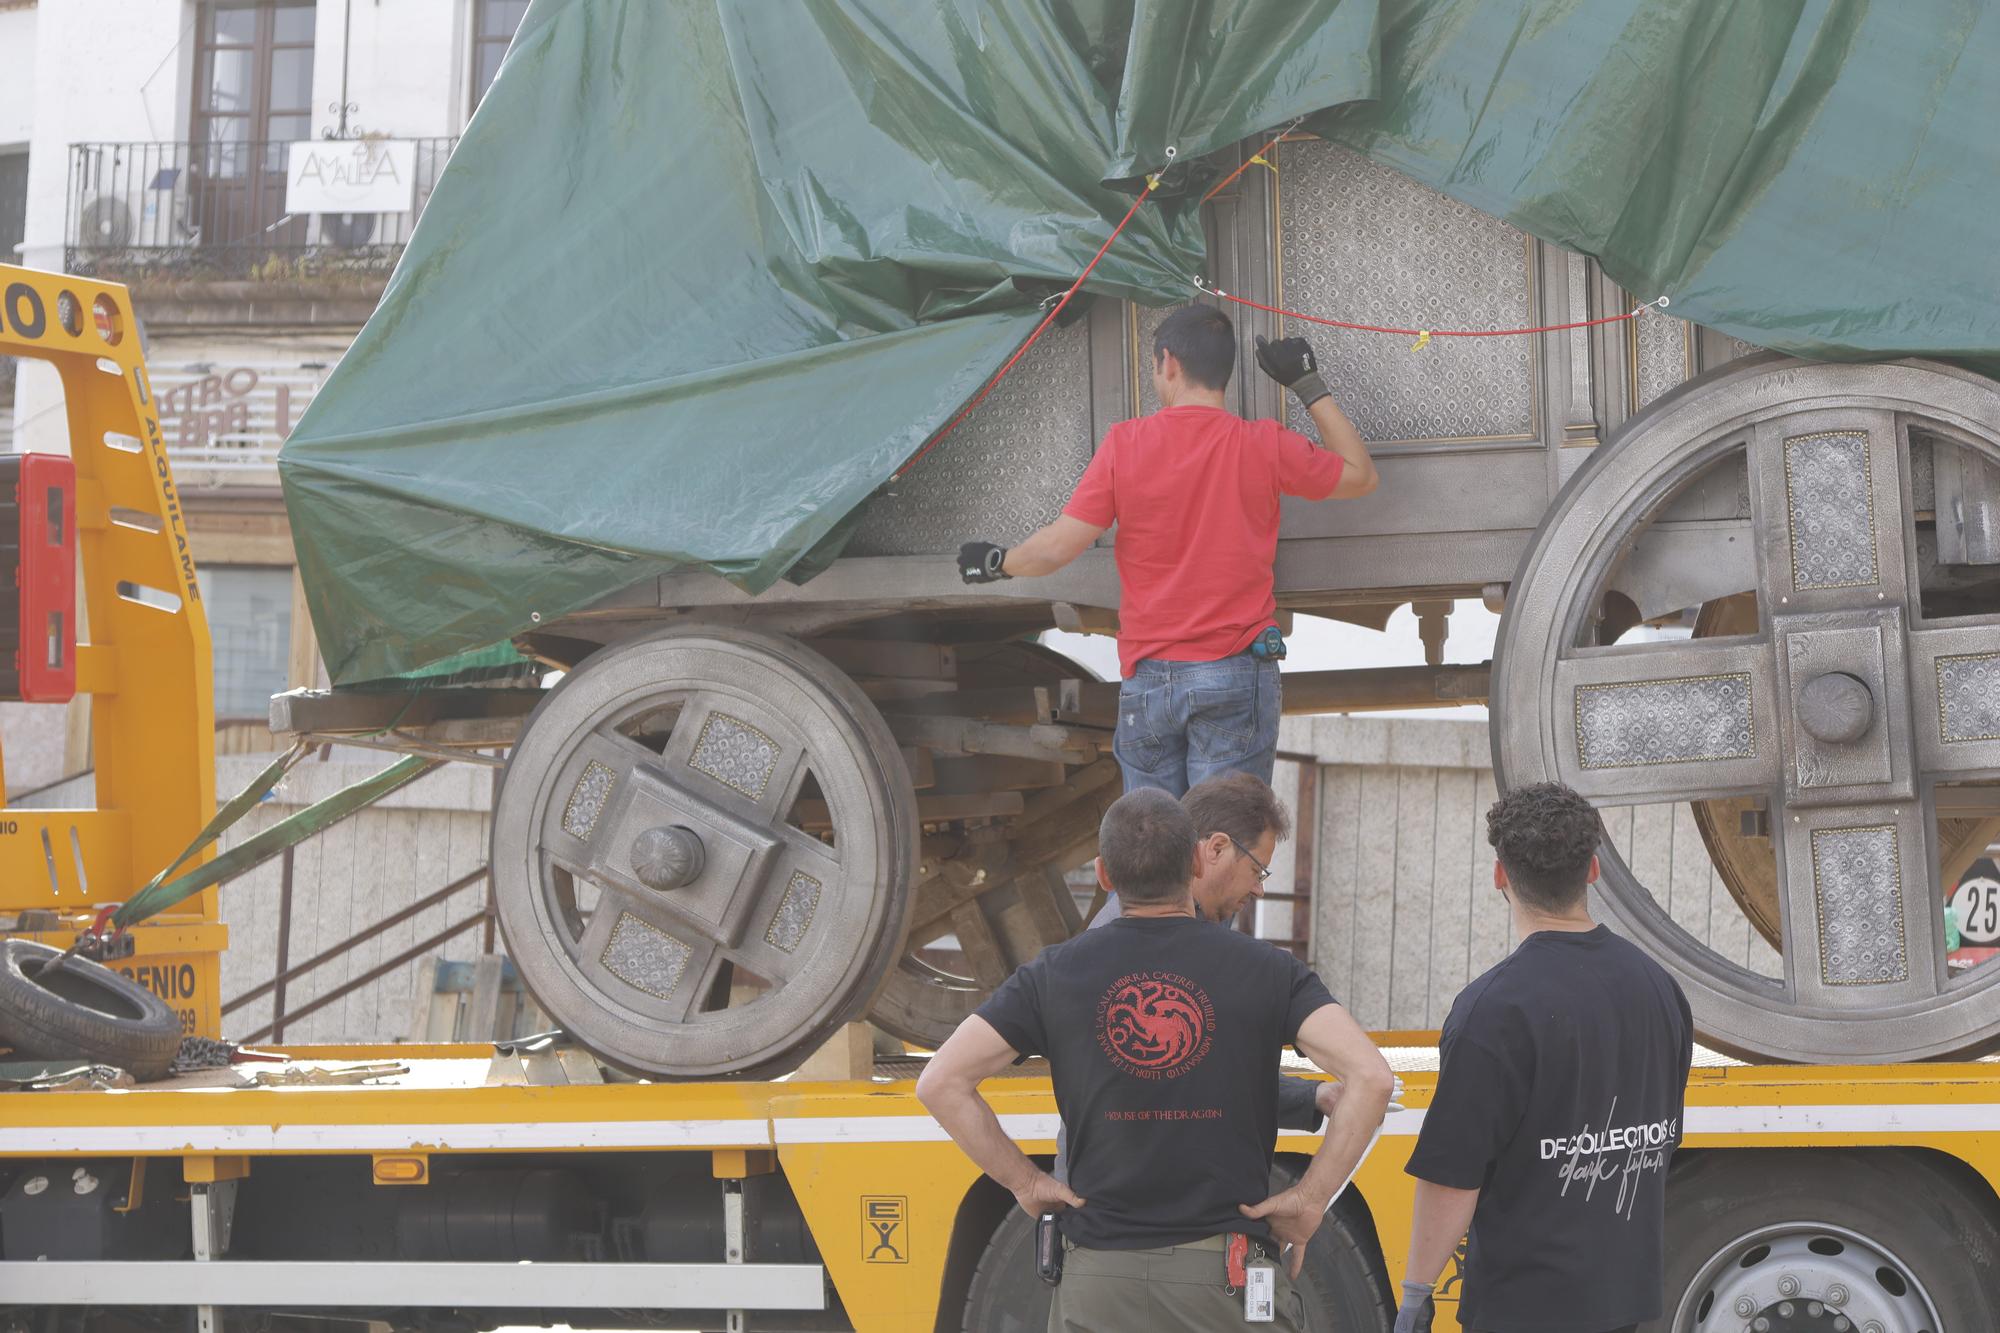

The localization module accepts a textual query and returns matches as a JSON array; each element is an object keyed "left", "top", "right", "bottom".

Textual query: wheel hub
[
  {"left": 1797, "top": 671, "right": 1873, "bottom": 745},
  {"left": 631, "top": 824, "right": 705, "bottom": 892},
  {"left": 1680, "top": 1223, "right": 1937, "bottom": 1333}
]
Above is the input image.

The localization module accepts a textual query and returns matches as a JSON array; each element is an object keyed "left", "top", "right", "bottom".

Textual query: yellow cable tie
[
  {"left": 1146, "top": 172, "right": 1162, "bottom": 191},
  {"left": 1249, "top": 154, "right": 1276, "bottom": 175},
  {"left": 1410, "top": 329, "right": 1432, "bottom": 352}
]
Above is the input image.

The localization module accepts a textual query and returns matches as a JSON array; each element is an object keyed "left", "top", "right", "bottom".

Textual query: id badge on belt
[
  {"left": 1226, "top": 1233, "right": 1277, "bottom": 1322},
  {"left": 1243, "top": 1261, "right": 1276, "bottom": 1322}
]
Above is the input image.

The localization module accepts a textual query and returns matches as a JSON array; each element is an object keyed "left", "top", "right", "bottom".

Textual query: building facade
[{"left": 0, "top": 0, "right": 525, "bottom": 788}]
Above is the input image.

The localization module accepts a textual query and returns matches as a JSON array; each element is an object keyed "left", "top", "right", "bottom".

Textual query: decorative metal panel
[
  {"left": 562, "top": 761, "right": 617, "bottom": 840},
  {"left": 765, "top": 869, "right": 823, "bottom": 953},
  {"left": 1277, "top": 142, "right": 1535, "bottom": 443},
  {"left": 1809, "top": 825, "right": 1908, "bottom": 985},
  {"left": 688, "top": 713, "right": 780, "bottom": 800},
  {"left": 1634, "top": 311, "right": 1691, "bottom": 409},
  {"left": 601, "top": 912, "right": 693, "bottom": 999},
  {"left": 1136, "top": 302, "right": 1171, "bottom": 418},
  {"left": 1783, "top": 431, "right": 1878, "bottom": 591},
  {"left": 1711, "top": 333, "right": 1764, "bottom": 366},
  {"left": 846, "top": 317, "right": 1094, "bottom": 555},
  {"left": 1574, "top": 673, "right": 1756, "bottom": 769},
  {"left": 1938, "top": 651, "right": 2000, "bottom": 743}
]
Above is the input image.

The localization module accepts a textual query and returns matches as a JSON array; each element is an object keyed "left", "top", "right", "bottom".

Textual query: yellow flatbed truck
[
  {"left": 4, "top": 260, "right": 2000, "bottom": 1333},
  {"left": 4, "top": 1041, "right": 2000, "bottom": 1332}
]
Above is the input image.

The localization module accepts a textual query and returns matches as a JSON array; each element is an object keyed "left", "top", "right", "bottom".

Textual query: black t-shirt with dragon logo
[{"left": 975, "top": 914, "right": 1336, "bottom": 1249}]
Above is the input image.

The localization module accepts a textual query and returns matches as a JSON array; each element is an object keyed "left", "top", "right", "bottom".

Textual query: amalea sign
[{"left": 286, "top": 140, "right": 417, "bottom": 214}]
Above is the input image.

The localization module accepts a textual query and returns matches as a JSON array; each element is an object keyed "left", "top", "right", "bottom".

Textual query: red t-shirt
[{"left": 1063, "top": 405, "right": 1344, "bottom": 677}]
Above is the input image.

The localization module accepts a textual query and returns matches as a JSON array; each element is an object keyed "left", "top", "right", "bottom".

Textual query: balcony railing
[{"left": 65, "top": 137, "right": 456, "bottom": 279}]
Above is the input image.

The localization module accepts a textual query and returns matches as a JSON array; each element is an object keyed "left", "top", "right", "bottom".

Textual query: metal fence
[{"left": 65, "top": 138, "right": 456, "bottom": 279}]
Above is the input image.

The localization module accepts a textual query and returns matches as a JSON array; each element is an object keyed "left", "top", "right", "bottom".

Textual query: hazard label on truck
[{"left": 862, "top": 1196, "right": 908, "bottom": 1264}]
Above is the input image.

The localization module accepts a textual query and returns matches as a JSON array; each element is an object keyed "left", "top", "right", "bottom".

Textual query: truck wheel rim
[
  {"left": 493, "top": 629, "right": 915, "bottom": 1078},
  {"left": 1493, "top": 358, "right": 2000, "bottom": 1062},
  {"left": 1675, "top": 1221, "right": 1942, "bottom": 1332}
]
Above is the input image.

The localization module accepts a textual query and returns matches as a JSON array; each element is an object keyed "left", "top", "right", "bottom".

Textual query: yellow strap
[{"left": 1410, "top": 329, "right": 1433, "bottom": 352}]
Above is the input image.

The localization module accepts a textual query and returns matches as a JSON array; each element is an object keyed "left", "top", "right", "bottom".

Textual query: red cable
[
  {"left": 1204, "top": 285, "right": 1651, "bottom": 338},
  {"left": 895, "top": 178, "right": 1159, "bottom": 478}
]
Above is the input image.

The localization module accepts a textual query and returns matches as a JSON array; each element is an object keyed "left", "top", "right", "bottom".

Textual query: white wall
[{"left": 0, "top": 4, "right": 36, "bottom": 149}]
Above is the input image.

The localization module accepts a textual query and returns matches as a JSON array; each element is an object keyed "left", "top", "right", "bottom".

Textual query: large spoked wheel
[
  {"left": 1494, "top": 357, "right": 2000, "bottom": 1063},
  {"left": 493, "top": 626, "right": 917, "bottom": 1079},
  {"left": 868, "top": 642, "right": 1119, "bottom": 1049}
]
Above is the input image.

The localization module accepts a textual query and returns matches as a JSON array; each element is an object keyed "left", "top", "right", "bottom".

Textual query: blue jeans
[{"left": 1112, "top": 654, "right": 1281, "bottom": 798}]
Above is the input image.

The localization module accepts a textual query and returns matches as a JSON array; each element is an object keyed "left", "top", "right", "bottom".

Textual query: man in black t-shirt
[
  {"left": 916, "top": 787, "right": 1394, "bottom": 1331},
  {"left": 1049, "top": 772, "right": 1345, "bottom": 1186},
  {"left": 1396, "top": 783, "right": 1695, "bottom": 1333}
]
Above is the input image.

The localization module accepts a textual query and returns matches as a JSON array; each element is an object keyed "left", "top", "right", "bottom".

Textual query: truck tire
[
  {"left": 960, "top": 1170, "right": 1391, "bottom": 1332},
  {"left": 0, "top": 939, "right": 181, "bottom": 1081},
  {"left": 1652, "top": 1150, "right": 2000, "bottom": 1333}
]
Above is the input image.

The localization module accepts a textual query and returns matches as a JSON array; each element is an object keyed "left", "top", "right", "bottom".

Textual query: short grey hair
[{"left": 1098, "top": 788, "right": 1196, "bottom": 904}]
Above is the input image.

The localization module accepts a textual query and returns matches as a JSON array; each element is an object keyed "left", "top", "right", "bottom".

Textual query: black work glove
[
  {"left": 958, "top": 541, "right": 1010, "bottom": 584},
  {"left": 1255, "top": 334, "right": 1332, "bottom": 409}
]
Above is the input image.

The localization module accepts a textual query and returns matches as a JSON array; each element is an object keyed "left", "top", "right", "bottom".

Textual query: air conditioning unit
[
  {"left": 76, "top": 195, "right": 134, "bottom": 252},
  {"left": 317, "top": 212, "right": 378, "bottom": 248}
]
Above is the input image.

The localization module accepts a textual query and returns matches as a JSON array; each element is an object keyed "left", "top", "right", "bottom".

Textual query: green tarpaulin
[{"left": 282, "top": 0, "right": 2000, "bottom": 684}]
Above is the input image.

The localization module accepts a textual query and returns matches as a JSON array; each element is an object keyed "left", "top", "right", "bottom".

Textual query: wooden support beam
[
  {"left": 884, "top": 712, "right": 1100, "bottom": 765},
  {"left": 270, "top": 686, "right": 545, "bottom": 737}
]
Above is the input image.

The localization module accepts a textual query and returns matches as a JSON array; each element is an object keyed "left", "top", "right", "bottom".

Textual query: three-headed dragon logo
[{"left": 1096, "top": 972, "right": 1215, "bottom": 1078}]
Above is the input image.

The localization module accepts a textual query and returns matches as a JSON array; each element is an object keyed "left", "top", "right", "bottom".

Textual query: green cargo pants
[{"left": 1047, "top": 1234, "right": 1304, "bottom": 1332}]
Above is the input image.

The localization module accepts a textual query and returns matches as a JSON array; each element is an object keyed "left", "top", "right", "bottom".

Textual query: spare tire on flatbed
[{"left": 0, "top": 939, "right": 181, "bottom": 1081}]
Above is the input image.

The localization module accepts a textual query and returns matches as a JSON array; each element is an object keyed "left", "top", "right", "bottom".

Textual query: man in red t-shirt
[{"left": 958, "top": 304, "right": 1376, "bottom": 795}]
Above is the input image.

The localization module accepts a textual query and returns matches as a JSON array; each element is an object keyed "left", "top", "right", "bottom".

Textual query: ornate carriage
[{"left": 285, "top": 134, "right": 2000, "bottom": 1077}]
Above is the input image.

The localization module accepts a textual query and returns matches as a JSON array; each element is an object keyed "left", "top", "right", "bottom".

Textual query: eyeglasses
[{"left": 1227, "top": 835, "right": 1272, "bottom": 883}]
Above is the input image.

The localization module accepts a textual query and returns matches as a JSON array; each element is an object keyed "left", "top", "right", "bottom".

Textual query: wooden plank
[
  {"left": 1348, "top": 766, "right": 1399, "bottom": 1029},
  {"left": 342, "top": 806, "right": 393, "bottom": 1037},
  {"left": 371, "top": 808, "right": 422, "bottom": 1038},
  {"left": 790, "top": 791, "right": 1023, "bottom": 827},
  {"left": 1387, "top": 767, "right": 1439, "bottom": 1029},
  {"left": 1014, "top": 868, "right": 1082, "bottom": 948},
  {"left": 811, "top": 639, "right": 957, "bottom": 681},
  {"left": 1467, "top": 769, "right": 1510, "bottom": 977},
  {"left": 1311, "top": 764, "right": 1363, "bottom": 1004},
  {"left": 1667, "top": 803, "right": 1712, "bottom": 947},
  {"left": 928, "top": 755, "right": 1068, "bottom": 795},
  {"left": 465, "top": 955, "right": 505, "bottom": 1041},
  {"left": 1627, "top": 803, "right": 1675, "bottom": 916},
  {"left": 950, "top": 905, "right": 1010, "bottom": 990},
  {"left": 882, "top": 713, "right": 1098, "bottom": 765},
  {"left": 269, "top": 687, "right": 543, "bottom": 737},
  {"left": 1704, "top": 827, "right": 1751, "bottom": 969},
  {"left": 404, "top": 955, "right": 441, "bottom": 1043},
  {"left": 1427, "top": 769, "right": 1478, "bottom": 1026},
  {"left": 796, "top": 1022, "right": 877, "bottom": 1081}
]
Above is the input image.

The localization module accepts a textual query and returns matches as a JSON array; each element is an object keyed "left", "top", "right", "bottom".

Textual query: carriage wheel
[
  {"left": 1493, "top": 357, "right": 2000, "bottom": 1062},
  {"left": 492, "top": 626, "right": 916, "bottom": 1078}
]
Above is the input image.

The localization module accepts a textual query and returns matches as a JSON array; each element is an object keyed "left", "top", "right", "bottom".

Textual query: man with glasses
[{"left": 1059, "top": 772, "right": 1343, "bottom": 1177}]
